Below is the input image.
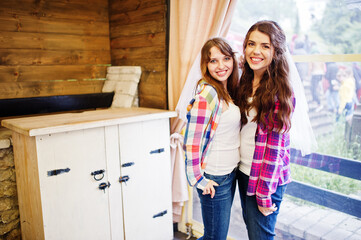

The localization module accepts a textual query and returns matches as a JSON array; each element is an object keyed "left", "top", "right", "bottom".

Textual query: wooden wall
[
  {"left": 0, "top": 0, "right": 111, "bottom": 100},
  {"left": 109, "top": 0, "right": 168, "bottom": 109},
  {"left": 0, "top": 0, "right": 168, "bottom": 109}
]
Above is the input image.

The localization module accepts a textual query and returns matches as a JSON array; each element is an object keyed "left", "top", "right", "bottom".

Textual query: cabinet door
[
  {"left": 36, "top": 127, "right": 118, "bottom": 240},
  {"left": 117, "top": 122, "right": 147, "bottom": 239},
  {"left": 118, "top": 119, "right": 173, "bottom": 240},
  {"left": 104, "top": 125, "right": 125, "bottom": 240},
  {"left": 141, "top": 119, "right": 173, "bottom": 239}
]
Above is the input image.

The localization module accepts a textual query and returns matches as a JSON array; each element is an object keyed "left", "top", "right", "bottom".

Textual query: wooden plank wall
[
  {"left": 109, "top": 0, "right": 168, "bottom": 109},
  {"left": 0, "top": 0, "right": 111, "bottom": 99}
]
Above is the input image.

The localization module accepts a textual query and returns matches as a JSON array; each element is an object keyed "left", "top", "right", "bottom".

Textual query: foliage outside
[
  {"left": 231, "top": 0, "right": 361, "bottom": 54},
  {"left": 316, "top": 119, "right": 361, "bottom": 161},
  {"left": 291, "top": 119, "right": 361, "bottom": 203},
  {"left": 313, "top": 0, "right": 361, "bottom": 54}
]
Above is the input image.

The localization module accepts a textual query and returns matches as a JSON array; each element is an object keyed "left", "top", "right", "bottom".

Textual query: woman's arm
[
  {"left": 184, "top": 90, "right": 214, "bottom": 190},
  {"left": 255, "top": 128, "right": 283, "bottom": 208},
  {"left": 255, "top": 95, "right": 295, "bottom": 208}
]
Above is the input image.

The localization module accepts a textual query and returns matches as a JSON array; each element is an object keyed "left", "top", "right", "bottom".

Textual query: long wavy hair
[
  {"left": 237, "top": 20, "right": 293, "bottom": 132},
  {"left": 199, "top": 37, "right": 239, "bottom": 104}
]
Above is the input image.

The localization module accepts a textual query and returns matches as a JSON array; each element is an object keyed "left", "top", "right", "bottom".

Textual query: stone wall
[{"left": 0, "top": 130, "right": 20, "bottom": 240}]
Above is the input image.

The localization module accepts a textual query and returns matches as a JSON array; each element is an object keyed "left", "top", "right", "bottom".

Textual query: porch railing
[{"left": 287, "top": 148, "right": 361, "bottom": 218}]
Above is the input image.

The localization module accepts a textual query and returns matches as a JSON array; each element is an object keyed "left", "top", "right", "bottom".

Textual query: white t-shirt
[
  {"left": 205, "top": 102, "right": 241, "bottom": 175},
  {"left": 239, "top": 98, "right": 257, "bottom": 176}
]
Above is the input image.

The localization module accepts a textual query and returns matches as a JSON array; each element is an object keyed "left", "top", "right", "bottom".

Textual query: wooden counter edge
[{"left": 1, "top": 107, "right": 178, "bottom": 137}]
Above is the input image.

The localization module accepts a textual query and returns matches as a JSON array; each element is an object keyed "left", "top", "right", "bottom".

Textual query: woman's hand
[
  {"left": 202, "top": 180, "right": 219, "bottom": 198},
  {"left": 258, "top": 203, "right": 277, "bottom": 216}
]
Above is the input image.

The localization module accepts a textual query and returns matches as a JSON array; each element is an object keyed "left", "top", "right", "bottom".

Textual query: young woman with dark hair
[{"left": 235, "top": 20, "right": 295, "bottom": 240}]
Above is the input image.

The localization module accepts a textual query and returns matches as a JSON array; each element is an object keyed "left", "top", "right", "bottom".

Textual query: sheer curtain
[{"left": 168, "top": 0, "right": 237, "bottom": 223}]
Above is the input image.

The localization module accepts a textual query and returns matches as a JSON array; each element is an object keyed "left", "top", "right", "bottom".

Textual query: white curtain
[{"left": 168, "top": 0, "right": 238, "bottom": 223}]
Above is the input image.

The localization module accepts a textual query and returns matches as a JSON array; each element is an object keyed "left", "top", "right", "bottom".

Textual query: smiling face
[
  {"left": 245, "top": 30, "right": 274, "bottom": 76},
  {"left": 207, "top": 46, "right": 234, "bottom": 87}
]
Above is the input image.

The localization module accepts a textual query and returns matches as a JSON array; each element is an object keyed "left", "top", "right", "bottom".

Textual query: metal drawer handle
[
  {"left": 47, "top": 168, "right": 70, "bottom": 177},
  {"left": 98, "top": 181, "right": 111, "bottom": 193},
  {"left": 91, "top": 169, "right": 105, "bottom": 181},
  {"left": 153, "top": 210, "right": 167, "bottom": 218},
  {"left": 119, "top": 175, "right": 130, "bottom": 184},
  {"left": 150, "top": 148, "right": 164, "bottom": 154},
  {"left": 121, "top": 162, "right": 135, "bottom": 168}
]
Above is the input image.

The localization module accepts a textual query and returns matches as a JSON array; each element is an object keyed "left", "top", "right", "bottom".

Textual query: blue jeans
[
  {"left": 237, "top": 170, "right": 287, "bottom": 240},
  {"left": 197, "top": 170, "right": 236, "bottom": 240}
]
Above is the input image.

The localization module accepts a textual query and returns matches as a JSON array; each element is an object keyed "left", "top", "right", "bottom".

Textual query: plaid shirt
[
  {"left": 247, "top": 95, "right": 296, "bottom": 208},
  {"left": 184, "top": 80, "right": 222, "bottom": 190}
]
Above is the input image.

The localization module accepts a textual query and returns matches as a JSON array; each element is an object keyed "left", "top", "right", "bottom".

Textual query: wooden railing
[{"left": 287, "top": 148, "right": 361, "bottom": 218}]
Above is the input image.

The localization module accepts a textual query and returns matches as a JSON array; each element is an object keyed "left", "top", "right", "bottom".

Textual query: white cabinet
[
  {"left": 119, "top": 119, "right": 174, "bottom": 239},
  {"left": 2, "top": 108, "right": 177, "bottom": 240}
]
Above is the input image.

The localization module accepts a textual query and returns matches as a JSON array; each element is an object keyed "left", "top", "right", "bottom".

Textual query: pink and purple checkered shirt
[
  {"left": 184, "top": 79, "right": 295, "bottom": 207},
  {"left": 247, "top": 95, "right": 296, "bottom": 208}
]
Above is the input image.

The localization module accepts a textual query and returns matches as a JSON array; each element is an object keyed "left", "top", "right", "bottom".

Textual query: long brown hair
[
  {"left": 199, "top": 37, "right": 239, "bottom": 104},
  {"left": 236, "top": 20, "right": 293, "bottom": 132}
]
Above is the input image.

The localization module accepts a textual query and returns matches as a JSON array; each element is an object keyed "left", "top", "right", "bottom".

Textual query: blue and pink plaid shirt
[
  {"left": 184, "top": 80, "right": 222, "bottom": 190},
  {"left": 247, "top": 95, "right": 296, "bottom": 208}
]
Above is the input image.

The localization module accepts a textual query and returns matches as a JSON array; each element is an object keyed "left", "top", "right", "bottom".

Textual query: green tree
[{"left": 313, "top": 1, "right": 361, "bottom": 54}]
